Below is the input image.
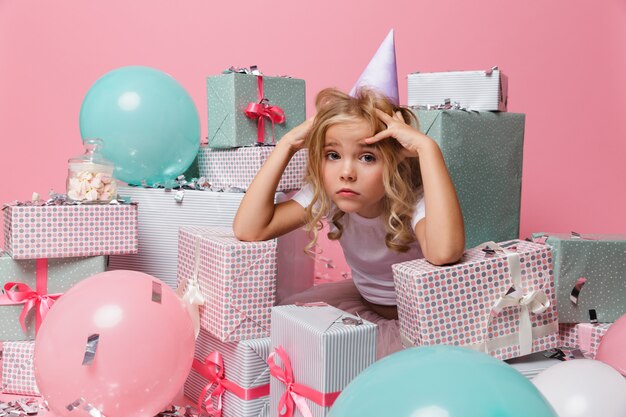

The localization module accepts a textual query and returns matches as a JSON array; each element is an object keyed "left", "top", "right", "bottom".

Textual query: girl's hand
[
  {"left": 279, "top": 116, "right": 314, "bottom": 153},
  {"left": 365, "top": 109, "right": 436, "bottom": 157}
]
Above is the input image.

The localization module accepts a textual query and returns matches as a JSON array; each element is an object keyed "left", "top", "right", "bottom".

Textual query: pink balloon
[
  {"left": 596, "top": 313, "right": 626, "bottom": 376},
  {"left": 34, "top": 270, "right": 195, "bottom": 417}
]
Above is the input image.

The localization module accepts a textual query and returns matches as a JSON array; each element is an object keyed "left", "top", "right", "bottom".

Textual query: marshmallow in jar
[{"left": 66, "top": 138, "right": 117, "bottom": 203}]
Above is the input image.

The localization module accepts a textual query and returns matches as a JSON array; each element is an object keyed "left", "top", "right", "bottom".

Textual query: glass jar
[{"left": 66, "top": 138, "right": 117, "bottom": 203}]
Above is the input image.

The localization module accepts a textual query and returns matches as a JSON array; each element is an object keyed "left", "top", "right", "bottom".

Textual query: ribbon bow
[
  {"left": 245, "top": 76, "right": 286, "bottom": 144},
  {"left": 268, "top": 346, "right": 339, "bottom": 417},
  {"left": 1, "top": 282, "right": 62, "bottom": 333},
  {"left": 193, "top": 352, "right": 269, "bottom": 417}
]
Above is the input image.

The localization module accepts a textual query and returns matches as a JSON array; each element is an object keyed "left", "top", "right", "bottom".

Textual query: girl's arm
[
  {"left": 366, "top": 110, "right": 465, "bottom": 265},
  {"left": 233, "top": 119, "right": 312, "bottom": 242}
]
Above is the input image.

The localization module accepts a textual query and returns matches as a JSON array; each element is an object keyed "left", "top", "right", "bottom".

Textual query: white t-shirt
[{"left": 292, "top": 184, "right": 426, "bottom": 306}]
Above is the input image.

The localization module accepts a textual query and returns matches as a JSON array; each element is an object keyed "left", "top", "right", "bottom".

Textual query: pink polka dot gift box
[
  {"left": 393, "top": 239, "right": 559, "bottom": 361},
  {"left": 3, "top": 202, "right": 138, "bottom": 260},
  {"left": 558, "top": 322, "right": 611, "bottom": 359},
  {"left": 0, "top": 341, "right": 39, "bottom": 396},
  {"left": 177, "top": 226, "right": 277, "bottom": 343}
]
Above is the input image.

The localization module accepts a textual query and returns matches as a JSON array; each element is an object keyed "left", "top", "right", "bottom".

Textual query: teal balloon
[
  {"left": 328, "top": 346, "right": 557, "bottom": 417},
  {"left": 79, "top": 66, "right": 200, "bottom": 186}
]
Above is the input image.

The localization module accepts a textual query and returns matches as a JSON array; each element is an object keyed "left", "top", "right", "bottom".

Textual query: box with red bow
[
  {"left": 198, "top": 146, "right": 307, "bottom": 192},
  {"left": 0, "top": 253, "right": 106, "bottom": 341},
  {"left": 184, "top": 328, "right": 270, "bottom": 417},
  {"left": 0, "top": 340, "right": 39, "bottom": 396},
  {"left": 269, "top": 305, "right": 377, "bottom": 417},
  {"left": 559, "top": 322, "right": 611, "bottom": 359},
  {"left": 393, "top": 239, "right": 559, "bottom": 361},
  {"left": 177, "top": 226, "right": 277, "bottom": 342},
  {"left": 207, "top": 68, "right": 306, "bottom": 149},
  {"left": 3, "top": 202, "right": 138, "bottom": 259}
]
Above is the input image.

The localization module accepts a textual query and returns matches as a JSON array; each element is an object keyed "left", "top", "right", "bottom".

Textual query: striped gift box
[
  {"left": 269, "top": 305, "right": 377, "bottom": 417},
  {"left": 559, "top": 322, "right": 611, "bottom": 359},
  {"left": 198, "top": 146, "right": 307, "bottom": 192},
  {"left": 184, "top": 328, "right": 270, "bottom": 417},
  {"left": 408, "top": 68, "right": 508, "bottom": 111},
  {"left": 1, "top": 340, "right": 39, "bottom": 396},
  {"left": 108, "top": 186, "right": 314, "bottom": 299}
]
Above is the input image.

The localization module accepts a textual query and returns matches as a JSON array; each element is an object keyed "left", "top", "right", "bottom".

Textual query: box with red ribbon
[
  {"left": 197, "top": 146, "right": 307, "bottom": 192},
  {"left": 0, "top": 340, "right": 39, "bottom": 396},
  {"left": 184, "top": 328, "right": 270, "bottom": 417},
  {"left": 3, "top": 202, "right": 138, "bottom": 259},
  {"left": 269, "top": 305, "right": 376, "bottom": 417},
  {"left": 558, "top": 322, "right": 611, "bottom": 359},
  {"left": 207, "top": 68, "right": 306, "bottom": 149},
  {"left": 177, "top": 226, "right": 277, "bottom": 343},
  {"left": 393, "top": 239, "right": 559, "bottom": 361},
  {"left": 0, "top": 253, "right": 106, "bottom": 341}
]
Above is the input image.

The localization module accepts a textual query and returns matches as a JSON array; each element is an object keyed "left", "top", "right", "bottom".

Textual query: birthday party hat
[{"left": 349, "top": 29, "right": 399, "bottom": 105}]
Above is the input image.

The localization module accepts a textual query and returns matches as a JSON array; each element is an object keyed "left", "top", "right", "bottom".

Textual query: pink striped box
[
  {"left": 197, "top": 146, "right": 307, "bottom": 192},
  {"left": 558, "top": 322, "right": 611, "bottom": 359},
  {"left": 3, "top": 203, "right": 138, "bottom": 259},
  {"left": 177, "top": 226, "right": 277, "bottom": 343},
  {"left": 1, "top": 341, "right": 39, "bottom": 396},
  {"left": 393, "top": 240, "right": 559, "bottom": 361}
]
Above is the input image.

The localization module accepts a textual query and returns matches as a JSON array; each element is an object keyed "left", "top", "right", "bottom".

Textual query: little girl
[{"left": 233, "top": 87, "right": 465, "bottom": 358}]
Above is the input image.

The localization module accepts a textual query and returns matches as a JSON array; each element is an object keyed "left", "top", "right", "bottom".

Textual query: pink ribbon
[
  {"left": 268, "top": 346, "right": 340, "bottom": 417},
  {"left": 0, "top": 259, "right": 62, "bottom": 333},
  {"left": 244, "top": 75, "right": 286, "bottom": 144},
  {"left": 193, "top": 352, "right": 269, "bottom": 417}
]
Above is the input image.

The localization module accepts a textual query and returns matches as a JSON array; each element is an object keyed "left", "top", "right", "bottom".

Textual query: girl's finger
[
  {"left": 364, "top": 129, "right": 392, "bottom": 144},
  {"left": 394, "top": 111, "right": 404, "bottom": 122},
  {"left": 375, "top": 109, "right": 394, "bottom": 124}
]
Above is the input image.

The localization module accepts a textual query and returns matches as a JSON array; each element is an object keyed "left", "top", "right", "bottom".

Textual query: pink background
[{"left": 2, "top": 1, "right": 625, "bottom": 279}]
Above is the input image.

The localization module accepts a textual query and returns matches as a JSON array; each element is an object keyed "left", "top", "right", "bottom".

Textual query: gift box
[
  {"left": 108, "top": 186, "right": 314, "bottom": 300},
  {"left": 558, "top": 322, "right": 611, "bottom": 359},
  {"left": 197, "top": 146, "right": 307, "bottom": 192},
  {"left": 177, "top": 226, "right": 277, "bottom": 342},
  {"left": 184, "top": 328, "right": 270, "bottom": 417},
  {"left": 1, "top": 341, "right": 39, "bottom": 396},
  {"left": 207, "top": 71, "right": 306, "bottom": 148},
  {"left": 393, "top": 240, "right": 559, "bottom": 361},
  {"left": 413, "top": 110, "right": 525, "bottom": 248},
  {"left": 3, "top": 202, "right": 138, "bottom": 259},
  {"left": 0, "top": 253, "right": 107, "bottom": 341},
  {"left": 408, "top": 68, "right": 508, "bottom": 111},
  {"left": 269, "top": 305, "right": 377, "bottom": 417},
  {"left": 531, "top": 232, "right": 626, "bottom": 323}
]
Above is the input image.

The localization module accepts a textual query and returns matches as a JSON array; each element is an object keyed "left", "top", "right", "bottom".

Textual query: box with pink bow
[
  {"left": 393, "top": 239, "right": 559, "bottom": 361},
  {"left": 269, "top": 305, "right": 377, "bottom": 417},
  {"left": 3, "top": 202, "right": 138, "bottom": 259},
  {"left": 0, "top": 253, "right": 106, "bottom": 341},
  {"left": 184, "top": 328, "right": 270, "bottom": 417},
  {"left": 198, "top": 146, "right": 307, "bottom": 192},
  {"left": 177, "top": 226, "right": 277, "bottom": 343},
  {"left": 0, "top": 340, "right": 39, "bottom": 396},
  {"left": 558, "top": 322, "right": 611, "bottom": 359},
  {"left": 207, "top": 68, "right": 306, "bottom": 148}
]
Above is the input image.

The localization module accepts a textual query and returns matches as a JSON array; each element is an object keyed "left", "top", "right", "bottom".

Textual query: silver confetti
[
  {"left": 152, "top": 281, "right": 162, "bottom": 304},
  {"left": 82, "top": 334, "right": 100, "bottom": 366}
]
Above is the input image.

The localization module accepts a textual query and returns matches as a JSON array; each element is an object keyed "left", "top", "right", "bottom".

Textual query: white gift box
[
  {"left": 408, "top": 68, "right": 508, "bottom": 111},
  {"left": 108, "top": 186, "right": 314, "bottom": 300}
]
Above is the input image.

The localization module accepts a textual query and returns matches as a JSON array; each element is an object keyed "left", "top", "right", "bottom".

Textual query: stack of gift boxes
[{"left": 0, "top": 200, "right": 139, "bottom": 397}]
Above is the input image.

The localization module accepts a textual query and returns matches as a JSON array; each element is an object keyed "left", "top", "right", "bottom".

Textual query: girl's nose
[{"left": 340, "top": 161, "right": 356, "bottom": 181}]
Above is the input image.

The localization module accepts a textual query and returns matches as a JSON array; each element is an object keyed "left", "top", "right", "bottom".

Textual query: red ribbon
[
  {"left": 268, "top": 346, "right": 340, "bottom": 417},
  {"left": 0, "top": 259, "right": 62, "bottom": 334},
  {"left": 244, "top": 75, "right": 286, "bottom": 144},
  {"left": 193, "top": 351, "right": 269, "bottom": 417}
]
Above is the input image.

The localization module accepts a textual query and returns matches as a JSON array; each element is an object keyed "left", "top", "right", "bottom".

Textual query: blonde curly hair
[{"left": 303, "top": 87, "right": 423, "bottom": 254}]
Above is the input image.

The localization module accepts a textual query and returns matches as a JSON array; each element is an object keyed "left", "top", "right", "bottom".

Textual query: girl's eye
[
  {"left": 326, "top": 151, "right": 340, "bottom": 161},
  {"left": 360, "top": 153, "right": 376, "bottom": 163}
]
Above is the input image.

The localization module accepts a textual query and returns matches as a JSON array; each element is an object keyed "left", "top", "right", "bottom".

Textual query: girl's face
[{"left": 322, "top": 119, "right": 386, "bottom": 218}]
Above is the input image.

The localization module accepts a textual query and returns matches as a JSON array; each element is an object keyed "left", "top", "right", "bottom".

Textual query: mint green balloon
[
  {"left": 328, "top": 346, "right": 557, "bottom": 417},
  {"left": 79, "top": 66, "right": 200, "bottom": 186}
]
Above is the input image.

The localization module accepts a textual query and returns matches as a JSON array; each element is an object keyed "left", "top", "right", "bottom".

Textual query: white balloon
[{"left": 533, "top": 359, "right": 626, "bottom": 417}]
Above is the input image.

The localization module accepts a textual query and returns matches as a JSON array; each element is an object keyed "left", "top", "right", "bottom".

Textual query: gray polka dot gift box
[
  {"left": 207, "top": 69, "right": 306, "bottom": 149},
  {"left": 269, "top": 305, "right": 376, "bottom": 417},
  {"left": 413, "top": 110, "right": 525, "bottom": 249},
  {"left": 177, "top": 226, "right": 277, "bottom": 343},
  {"left": 0, "top": 340, "right": 39, "bottom": 396},
  {"left": 393, "top": 239, "right": 559, "bottom": 361},
  {"left": 198, "top": 146, "right": 307, "bottom": 192},
  {"left": 559, "top": 322, "right": 611, "bottom": 359},
  {"left": 184, "top": 328, "right": 270, "bottom": 417},
  {"left": 0, "top": 253, "right": 106, "bottom": 341},
  {"left": 531, "top": 232, "right": 626, "bottom": 323}
]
